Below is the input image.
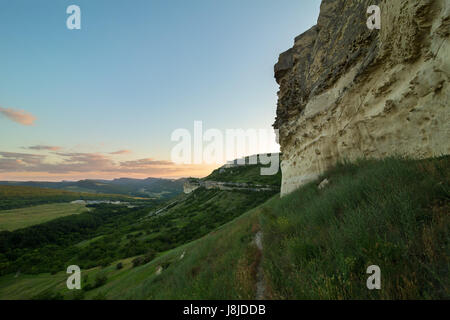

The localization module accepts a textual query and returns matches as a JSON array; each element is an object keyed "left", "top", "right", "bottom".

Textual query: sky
[{"left": 0, "top": 0, "right": 321, "bottom": 181}]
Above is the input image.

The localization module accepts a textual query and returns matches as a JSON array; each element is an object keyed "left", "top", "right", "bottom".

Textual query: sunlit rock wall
[{"left": 274, "top": 0, "right": 450, "bottom": 195}]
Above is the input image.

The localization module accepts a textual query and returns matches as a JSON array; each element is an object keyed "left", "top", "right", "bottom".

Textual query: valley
[
  {"left": 0, "top": 160, "right": 280, "bottom": 297},
  {"left": 0, "top": 156, "right": 447, "bottom": 299},
  {"left": 0, "top": 203, "right": 88, "bottom": 232},
  {"left": 0, "top": 177, "right": 185, "bottom": 199}
]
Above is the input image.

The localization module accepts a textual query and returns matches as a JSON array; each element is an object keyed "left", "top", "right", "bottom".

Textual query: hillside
[
  {"left": 0, "top": 203, "right": 89, "bottom": 232},
  {"left": 261, "top": 156, "right": 449, "bottom": 299},
  {"left": 0, "top": 185, "right": 132, "bottom": 211},
  {"left": 204, "top": 159, "right": 282, "bottom": 186},
  {"left": 181, "top": 155, "right": 282, "bottom": 194},
  {"left": 0, "top": 177, "right": 185, "bottom": 199},
  {"left": 0, "top": 162, "right": 279, "bottom": 278},
  {"left": 1, "top": 0, "right": 449, "bottom": 305},
  {"left": 1, "top": 156, "right": 447, "bottom": 299}
]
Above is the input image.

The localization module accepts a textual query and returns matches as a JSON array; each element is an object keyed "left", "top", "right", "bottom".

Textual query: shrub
[
  {"left": 94, "top": 273, "right": 107, "bottom": 288},
  {"left": 100, "top": 258, "right": 111, "bottom": 268},
  {"left": 132, "top": 249, "right": 157, "bottom": 268},
  {"left": 143, "top": 249, "right": 156, "bottom": 263},
  {"left": 83, "top": 283, "right": 94, "bottom": 291},
  {"left": 132, "top": 256, "right": 144, "bottom": 268},
  {"left": 31, "top": 291, "right": 64, "bottom": 300},
  {"left": 92, "top": 291, "right": 107, "bottom": 300},
  {"left": 50, "top": 268, "right": 59, "bottom": 275},
  {"left": 71, "top": 290, "right": 85, "bottom": 300}
]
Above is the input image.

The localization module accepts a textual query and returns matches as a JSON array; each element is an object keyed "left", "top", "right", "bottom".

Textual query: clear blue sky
[{"left": 0, "top": 0, "right": 321, "bottom": 180}]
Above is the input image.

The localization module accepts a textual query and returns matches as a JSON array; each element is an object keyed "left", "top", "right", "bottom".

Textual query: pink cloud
[
  {"left": 109, "top": 149, "right": 132, "bottom": 155},
  {"left": 27, "top": 145, "right": 62, "bottom": 151},
  {"left": 119, "top": 158, "right": 173, "bottom": 168},
  {"left": 0, "top": 107, "right": 36, "bottom": 126},
  {"left": 0, "top": 151, "right": 219, "bottom": 180}
]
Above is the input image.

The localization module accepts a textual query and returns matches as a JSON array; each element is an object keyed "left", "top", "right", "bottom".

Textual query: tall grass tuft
[{"left": 261, "top": 156, "right": 449, "bottom": 299}]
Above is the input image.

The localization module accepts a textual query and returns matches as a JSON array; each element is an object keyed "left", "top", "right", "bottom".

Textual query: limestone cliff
[{"left": 274, "top": 0, "right": 450, "bottom": 195}]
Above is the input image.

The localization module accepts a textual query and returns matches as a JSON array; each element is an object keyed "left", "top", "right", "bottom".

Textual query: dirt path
[{"left": 255, "top": 231, "right": 265, "bottom": 300}]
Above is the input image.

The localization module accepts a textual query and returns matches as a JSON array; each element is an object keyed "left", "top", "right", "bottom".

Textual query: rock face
[
  {"left": 183, "top": 181, "right": 201, "bottom": 194},
  {"left": 275, "top": 0, "right": 450, "bottom": 196},
  {"left": 183, "top": 179, "right": 279, "bottom": 194}
]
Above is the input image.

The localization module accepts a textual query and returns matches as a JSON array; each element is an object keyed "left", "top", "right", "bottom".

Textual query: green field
[
  {"left": 0, "top": 203, "right": 88, "bottom": 231},
  {"left": 0, "top": 204, "right": 263, "bottom": 300},
  {"left": 0, "top": 185, "right": 131, "bottom": 211},
  {"left": 0, "top": 185, "right": 276, "bottom": 277}
]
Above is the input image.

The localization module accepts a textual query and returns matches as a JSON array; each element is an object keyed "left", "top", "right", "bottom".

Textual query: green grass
[
  {"left": 112, "top": 208, "right": 262, "bottom": 300},
  {"left": 0, "top": 187, "right": 275, "bottom": 278},
  {"left": 0, "top": 203, "right": 88, "bottom": 231},
  {"left": 0, "top": 205, "right": 264, "bottom": 300},
  {"left": 261, "top": 157, "right": 449, "bottom": 299},
  {"left": 0, "top": 157, "right": 448, "bottom": 300},
  {"left": 0, "top": 272, "right": 68, "bottom": 300},
  {"left": 75, "top": 235, "right": 105, "bottom": 248}
]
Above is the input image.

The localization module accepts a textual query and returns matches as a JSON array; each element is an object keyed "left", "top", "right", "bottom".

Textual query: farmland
[{"left": 0, "top": 203, "right": 88, "bottom": 231}]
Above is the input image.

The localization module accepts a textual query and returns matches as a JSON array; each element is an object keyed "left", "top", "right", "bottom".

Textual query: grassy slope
[
  {"left": 0, "top": 204, "right": 264, "bottom": 300},
  {"left": 0, "top": 157, "right": 448, "bottom": 299},
  {"left": 204, "top": 164, "right": 282, "bottom": 186},
  {"left": 0, "top": 203, "right": 88, "bottom": 231},
  {"left": 138, "top": 188, "right": 273, "bottom": 243},
  {"left": 262, "top": 157, "right": 449, "bottom": 299},
  {"left": 0, "top": 175, "right": 276, "bottom": 275},
  {"left": 0, "top": 178, "right": 185, "bottom": 199},
  {"left": 84, "top": 208, "right": 262, "bottom": 300}
]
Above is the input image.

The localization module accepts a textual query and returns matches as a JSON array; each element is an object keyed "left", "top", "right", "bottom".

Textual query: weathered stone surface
[
  {"left": 318, "top": 178, "right": 330, "bottom": 190},
  {"left": 183, "top": 181, "right": 201, "bottom": 194},
  {"left": 183, "top": 179, "right": 279, "bottom": 194},
  {"left": 275, "top": 0, "right": 450, "bottom": 196}
]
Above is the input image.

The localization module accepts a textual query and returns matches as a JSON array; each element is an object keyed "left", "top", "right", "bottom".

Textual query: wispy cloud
[
  {"left": 27, "top": 145, "right": 62, "bottom": 151},
  {"left": 109, "top": 149, "right": 132, "bottom": 155},
  {"left": 0, "top": 151, "right": 216, "bottom": 179},
  {"left": 0, "top": 107, "right": 36, "bottom": 126},
  {"left": 119, "top": 158, "right": 173, "bottom": 168},
  {"left": 0, "top": 152, "right": 45, "bottom": 171}
]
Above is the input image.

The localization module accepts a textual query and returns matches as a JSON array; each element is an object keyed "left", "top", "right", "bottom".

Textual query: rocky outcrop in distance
[{"left": 183, "top": 180, "right": 279, "bottom": 194}]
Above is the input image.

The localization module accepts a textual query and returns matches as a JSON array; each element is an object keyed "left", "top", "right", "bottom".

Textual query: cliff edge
[{"left": 274, "top": 0, "right": 450, "bottom": 195}]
